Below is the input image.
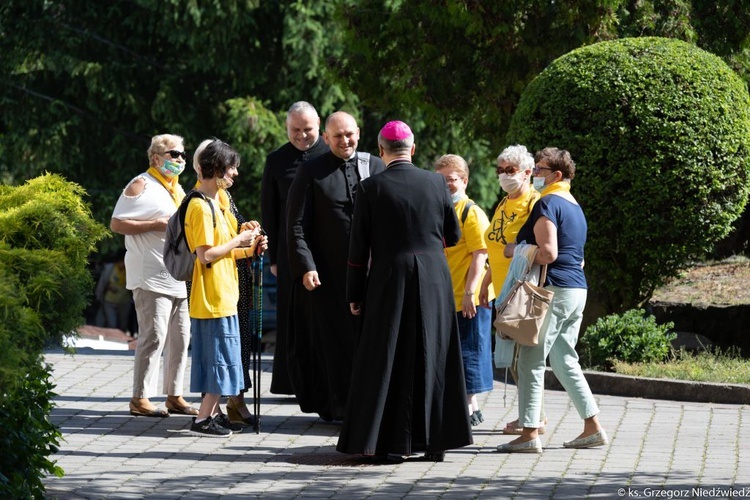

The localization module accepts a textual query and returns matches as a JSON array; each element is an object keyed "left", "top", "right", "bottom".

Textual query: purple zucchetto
[{"left": 379, "top": 121, "right": 413, "bottom": 141}]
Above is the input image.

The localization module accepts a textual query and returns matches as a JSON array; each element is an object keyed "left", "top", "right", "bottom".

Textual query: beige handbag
[{"left": 493, "top": 259, "right": 554, "bottom": 347}]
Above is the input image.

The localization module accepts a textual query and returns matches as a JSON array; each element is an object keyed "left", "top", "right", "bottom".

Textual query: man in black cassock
[
  {"left": 261, "top": 101, "right": 329, "bottom": 395},
  {"left": 286, "top": 111, "right": 385, "bottom": 420},
  {"left": 337, "top": 121, "right": 473, "bottom": 463}
]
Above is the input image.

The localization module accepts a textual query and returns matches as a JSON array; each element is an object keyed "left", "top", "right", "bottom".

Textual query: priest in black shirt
[
  {"left": 287, "top": 111, "right": 385, "bottom": 420},
  {"left": 261, "top": 101, "right": 329, "bottom": 395}
]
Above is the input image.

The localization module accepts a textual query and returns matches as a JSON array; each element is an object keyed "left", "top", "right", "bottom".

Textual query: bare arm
[
  {"left": 533, "top": 216, "right": 558, "bottom": 265},
  {"left": 462, "top": 249, "right": 488, "bottom": 318},
  {"left": 478, "top": 266, "right": 492, "bottom": 308},
  {"left": 196, "top": 227, "right": 259, "bottom": 266},
  {"left": 110, "top": 177, "right": 169, "bottom": 235},
  {"left": 110, "top": 217, "right": 169, "bottom": 235}
]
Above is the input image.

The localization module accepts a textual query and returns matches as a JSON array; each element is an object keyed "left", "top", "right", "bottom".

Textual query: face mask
[
  {"left": 158, "top": 159, "right": 184, "bottom": 179},
  {"left": 216, "top": 177, "right": 228, "bottom": 190},
  {"left": 532, "top": 176, "right": 547, "bottom": 191},
  {"left": 451, "top": 192, "right": 464, "bottom": 204},
  {"left": 499, "top": 172, "right": 525, "bottom": 194}
]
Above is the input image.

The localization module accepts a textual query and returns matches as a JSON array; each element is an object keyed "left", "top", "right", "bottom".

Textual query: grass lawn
[
  {"left": 604, "top": 257, "right": 750, "bottom": 384},
  {"left": 611, "top": 348, "right": 750, "bottom": 385}
]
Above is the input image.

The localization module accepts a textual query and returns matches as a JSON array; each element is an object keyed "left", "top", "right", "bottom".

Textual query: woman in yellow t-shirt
[
  {"left": 184, "top": 139, "right": 261, "bottom": 438},
  {"left": 478, "top": 144, "right": 541, "bottom": 434},
  {"left": 435, "top": 154, "right": 494, "bottom": 427}
]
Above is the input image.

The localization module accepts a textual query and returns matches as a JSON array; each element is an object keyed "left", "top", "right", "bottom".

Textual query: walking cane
[
  {"left": 504, "top": 342, "right": 520, "bottom": 407},
  {"left": 251, "top": 252, "right": 263, "bottom": 434}
]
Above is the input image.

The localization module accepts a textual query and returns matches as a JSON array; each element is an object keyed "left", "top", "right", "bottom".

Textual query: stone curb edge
[
  {"left": 546, "top": 369, "right": 750, "bottom": 405},
  {"left": 494, "top": 368, "right": 749, "bottom": 405}
]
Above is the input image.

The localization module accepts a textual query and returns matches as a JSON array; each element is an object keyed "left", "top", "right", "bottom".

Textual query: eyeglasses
[
  {"left": 496, "top": 165, "right": 520, "bottom": 176},
  {"left": 533, "top": 164, "right": 552, "bottom": 173},
  {"left": 164, "top": 150, "right": 187, "bottom": 160}
]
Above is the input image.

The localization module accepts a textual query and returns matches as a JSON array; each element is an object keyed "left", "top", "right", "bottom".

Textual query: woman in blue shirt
[{"left": 497, "top": 148, "right": 607, "bottom": 454}]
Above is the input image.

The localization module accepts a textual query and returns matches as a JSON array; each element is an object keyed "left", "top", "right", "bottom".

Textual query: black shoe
[
  {"left": 423, "top": 451, "right": 445, "bottom": 462},
  {"left": 214, "top": 413, "right": 245, "bottom": 433},
  {"left": 188, "top": 416, "right": 232, "bottom": 438},
  {"left": 318, "top": 412, "right": 334, "bottom": 422},
  {"left": 362, "top": 454, "right": 404, "bottom": 464},
  {"left": 470, "top": 410, "right": 484, "bottom": 426}
]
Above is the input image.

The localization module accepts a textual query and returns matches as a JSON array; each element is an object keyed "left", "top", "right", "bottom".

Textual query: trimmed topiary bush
[
  {"left": 506, "top": 37, "right": 750, "bottom": 314},
  {"left": 580, "top": 309, "right": 676, "bottom": 370}
]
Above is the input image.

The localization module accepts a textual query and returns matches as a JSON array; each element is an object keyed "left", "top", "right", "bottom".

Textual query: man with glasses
[{"left": 111, "top": 133, "right": 196, "bottom": 418}]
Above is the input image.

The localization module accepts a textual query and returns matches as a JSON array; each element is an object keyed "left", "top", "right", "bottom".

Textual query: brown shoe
[
  {"left": 165, "top": 397, "right": 199, "bottom": 416},
  {"left": 129, "top": 399, "right": 169, "bottom": 418}
]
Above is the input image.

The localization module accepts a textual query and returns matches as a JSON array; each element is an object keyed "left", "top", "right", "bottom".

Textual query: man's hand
[
  {"left": 349, "top": 302, "right": 361, "bottom": 316},
  {"left": 302, "top": 270, "right": 321, "bottom": 291}
]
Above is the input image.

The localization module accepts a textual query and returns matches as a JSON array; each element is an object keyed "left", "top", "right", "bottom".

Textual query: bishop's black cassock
[{"left": 337, "top": 160, "right": 473, "bottom": 456}]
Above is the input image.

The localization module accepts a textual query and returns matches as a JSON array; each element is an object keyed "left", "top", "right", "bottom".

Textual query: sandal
[
  {"left": 502, "top": 417, "right": 547, "bottom": 435},
  {"left": 165, "top": 397, "right": 198, "bottom": 416},
  {"left": 129, "top": 400, "right": 169, "bottom": 418}
]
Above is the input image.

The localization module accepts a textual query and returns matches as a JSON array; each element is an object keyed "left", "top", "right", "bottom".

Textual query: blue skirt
[
  {"left": 457, "top": 307, "right": 493, "bottom": 394},
  {"left": 190, "top": 315, "right": 243, "bottom": 396}
]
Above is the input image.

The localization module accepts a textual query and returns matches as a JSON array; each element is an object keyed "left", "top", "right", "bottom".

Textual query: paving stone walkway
[{"left": 42, "top": 348, "right": 749, "bottom": 499}]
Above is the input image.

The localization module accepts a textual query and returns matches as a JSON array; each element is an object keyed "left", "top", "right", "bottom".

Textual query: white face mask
[
  {"left": 499, "top": 172, "right": 525, "bottom": 194},
  {"left": 451, "top": 192, "right": 464, "bottom": 204}
]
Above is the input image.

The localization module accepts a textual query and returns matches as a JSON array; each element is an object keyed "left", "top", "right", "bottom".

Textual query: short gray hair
[
  {"left": 287, "top": 101, "right": 318, "bottom": 119},
  {"left": 497, "top": 144, "right": 534, "bottom": 172}
]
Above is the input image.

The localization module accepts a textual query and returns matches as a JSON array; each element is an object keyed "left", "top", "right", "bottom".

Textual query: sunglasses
[
  {"left": 496, "top": 165, "right": 520, "bottom": 176},
  {"left": 164, "top": 150, "right": 187, "bottom": 160}
]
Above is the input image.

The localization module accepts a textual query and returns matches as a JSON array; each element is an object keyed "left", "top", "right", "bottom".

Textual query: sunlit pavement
[{"left": 42, "top": 348, "right": 749, "bottom": 499}]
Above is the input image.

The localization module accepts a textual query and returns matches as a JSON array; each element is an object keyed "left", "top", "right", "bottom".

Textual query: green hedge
[
  {"left": 0, "top": 174, "right": 108, "bottom": 498},
  {"left": 506, "top": 37, "right": 750, "bottom": 314}
]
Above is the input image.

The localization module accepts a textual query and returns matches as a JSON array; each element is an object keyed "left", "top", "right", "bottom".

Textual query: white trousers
[{"left": 132, "top": 289, "right": 190, "bottom": 398}]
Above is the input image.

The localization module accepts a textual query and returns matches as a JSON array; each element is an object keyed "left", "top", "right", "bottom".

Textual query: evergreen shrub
[
  {"left": 581, "top": 309, "right": 676, "bottom": 370},
  {"left": 0, "top": 174, "right": 108, "bottom": 498},
  {"left": 506, "top": 37, "right": 750, "bottom": 314}
]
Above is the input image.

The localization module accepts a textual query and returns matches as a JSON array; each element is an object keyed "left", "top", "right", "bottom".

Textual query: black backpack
[
  {"left": 460, "top": 201, "right": 476, "bottom": 225},
  {"left": 163, "top": 190, "right": 216, "bottom": 281}
]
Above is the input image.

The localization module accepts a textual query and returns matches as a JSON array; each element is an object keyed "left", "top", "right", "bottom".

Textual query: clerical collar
[{"left": 386, "top": 159, "right": 410, "bottom": 169}]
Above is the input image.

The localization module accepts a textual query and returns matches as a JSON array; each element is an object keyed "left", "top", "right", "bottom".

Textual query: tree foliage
[
  {"left": 0, "top": 0, "right": 355, "bottom": 251},
  {"left": 333, "top": 0, "right": 750, "bottom": 211},
  {"left": 335, "top": 0, "right": 750, "bottom": 137},
  {"left": 506, "top": 37, "right": 750, "bottom": 313}
]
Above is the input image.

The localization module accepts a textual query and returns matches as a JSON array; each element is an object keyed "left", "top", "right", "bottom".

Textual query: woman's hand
[
  {"left": 241, "top": 220, "right": 261, "bottom": 232},
  {"left": 462, "top": 294, "right": 477, "bottom": 319}
]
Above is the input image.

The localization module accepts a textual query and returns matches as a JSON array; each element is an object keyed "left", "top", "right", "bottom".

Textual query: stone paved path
[{"left": 42, "top": 349, "right": 750, "bottom": 499}]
